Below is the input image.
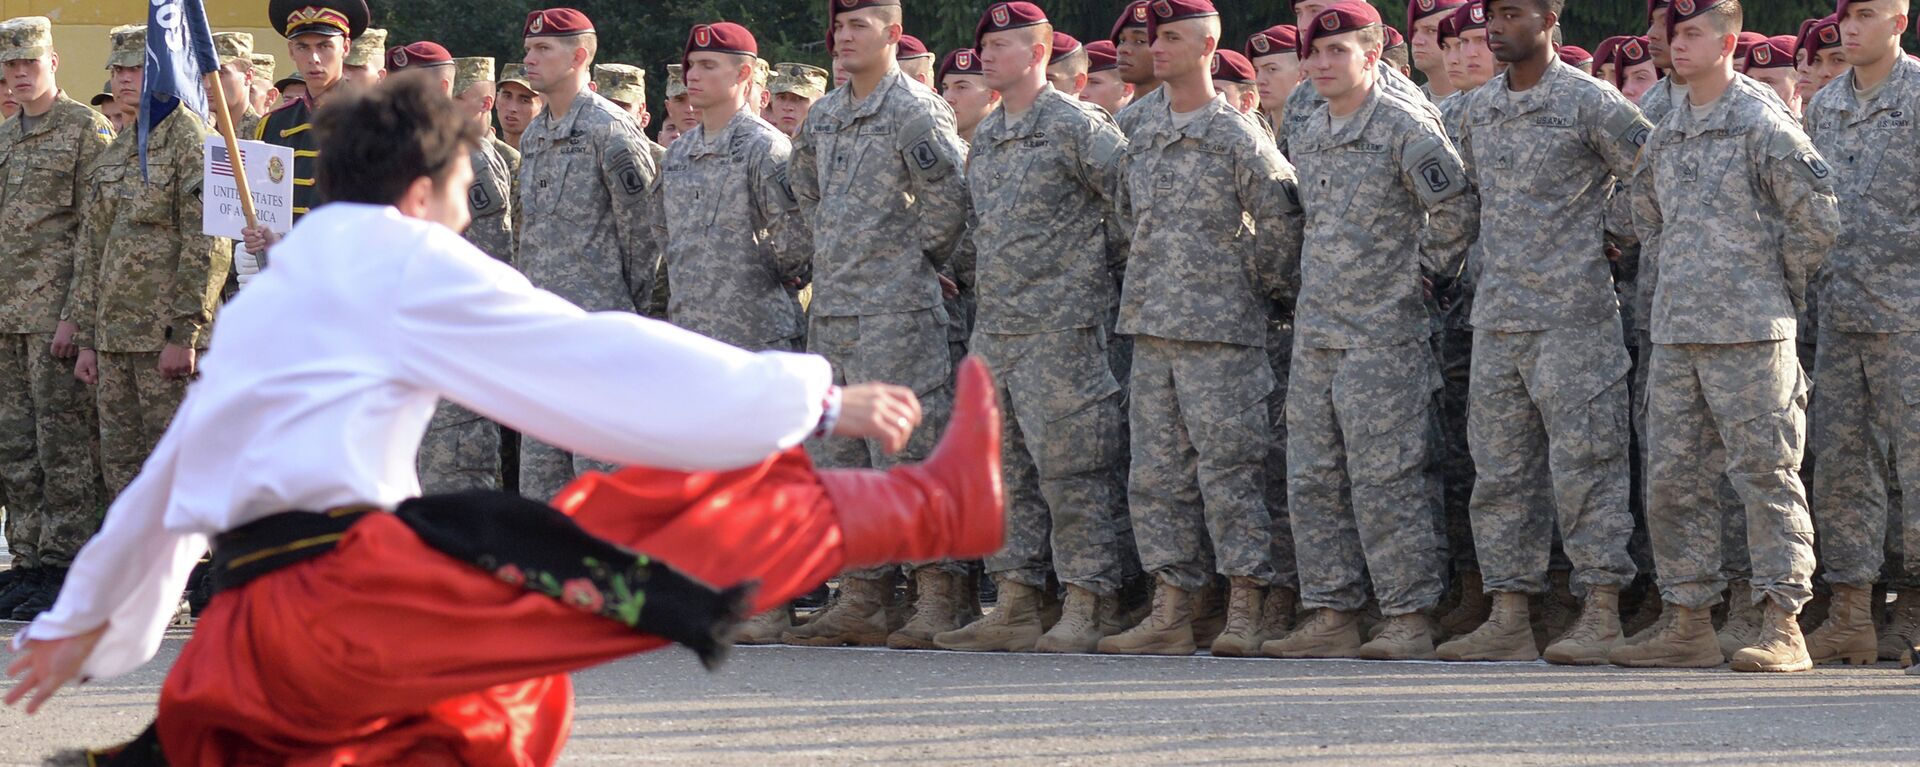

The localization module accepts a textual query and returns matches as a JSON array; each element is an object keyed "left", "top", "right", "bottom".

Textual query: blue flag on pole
[{"left": 140, "top": 0, "right": 220, "bottom": 179}]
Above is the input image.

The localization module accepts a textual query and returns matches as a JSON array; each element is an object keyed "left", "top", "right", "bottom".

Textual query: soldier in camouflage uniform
[
  {"left": 386, "top": 42, "right": 517, "bottom": 495},
  {"left": 494, "top": 63, "right": 540, "bottom": 152},
  {"left": 929, "top": 4, "right": 1130, "bottom": 656},
  {"left": 210, "top": 32, "right": 260, "bottom": 136},
  {"left": 780, "top": 0, "right": 971, "bottom": 650},
  {"left": 593, "top": 64, "right": 648, "bottom": 124},
  {"left": 248, "top": 53, "right": 278, "bottom": 114},
  {"left": 768, "top": 62, "right": 829, "bottom": 139},
  {"left": 1802, "top": 0, "right": 1920, "bottom": 666},
  {"left": 1094, "top": 0, "right": 1301, "bottom": 658},
  {"left": 0, "top": 16, "right": 111, "bottom": 619},
  {"left": 1613, "top": 0, "right": 1836, "bottom": 673},
  {"left": 1262, "top": 3, "right": 1477, "bottom": 663},
  {"left": 1435, "top": 0, "right": 1645, "bottom": 664},
  {"left": 1109, "top": 1, "right": 1165, "bottom": 138},
  {"left": 513, "top": 8, "right": 662, "bottom": 502},
  {"left": 452, "top": 57, "right": 521, "bottom": 176},
  {"left": 340, "top": 26, "right": 386, "bottom": 84}
]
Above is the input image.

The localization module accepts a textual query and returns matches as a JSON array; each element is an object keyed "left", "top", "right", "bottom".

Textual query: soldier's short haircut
[
  {"left": 1053, "top": 47, "right": 1090, "bottom": 77},
  {"left": 574, "top": 32, "right": 599, "bottom": 63},
  {"left": 1702, "top": 0, "right": 1742, "bottom": 36},
  {"left": 1383, "top": 41, "right": 1410, "bottom": 71},
  {"left": 1353, "top": 25, "right": 1386, "bottom": 53},
  {"left": 316, "top": 70, "right": 482, "bottom": 206},
  {"left": 872, "top": 5, "right": 903, "bottom": 27}
]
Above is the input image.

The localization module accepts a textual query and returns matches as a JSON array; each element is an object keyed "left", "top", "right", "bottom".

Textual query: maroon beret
[
  {"left": 1247, "top": 25, "right": 1299, "bottom": 58},
  {"left": 1746, "top": 35, "right": 1796, "bottom": 70},
  {"left": 1110, "top": 1, "right": 1152, "bottom": 43},
  {"left": 1611, "top": 35, "right": 1652, "bottom": 88},
  {"left": 1301, "top": 1, "right": 1382, "bottom": 60},
  {"left": 1051, "top": 33, "right": 1083, "bottom": 64},
  {"left": 1145, "top": 0, "right": 1220, "bottom": 41},
  {"left": 827, "top": 0, "right": 901, "bottom": 53},
  {"left": 1666, "top": 0, "right": 1729, "bottom": 38},
  {"left": 1085, "top": 40, "right": 1119, "bottom": 71},
  {"left": 386, "top": 41, "right": 451, "bottom": 71},
  {"left": 1734, "top": 30, "right": 1767, "bottom": 64},
  {"left": 1437, "top": 13, "right": 1461, "bottom": 42},
  {"left": 1210, "top": 49, "right": 1255, "bottom": 84},
  {"left": 684, "top": 22, "right": 757, "bottom": 69},
  {"left": 1451, "top": 0, "right": 1487, "bottom": 34},
  {"left": 1593, "top": 35, "right": 1626, "bottom": 68},
  {"left": 1384, "top": 25, "right": 1405, "bottom": 49},
  {"left": 1647, "top": 0, "right": 1671, "bottom": 24},
  {"left": 1557, "top": 45, "right": 1591, "bottom": 68},
  {"left": 525, "top": 8, "right": 592, "bottom": 38},
  {"left": 1803, "top": 15, "right": 1841, "bottom": 56},
  {"left": 1408, "top": 0, "right": 1467, "bottom": 30},
  {"left": 897, "top": 34, "right": 933, "bottom": 60},
  {"left": 938, "top": 48, "right": 983, "bottom": 81},
  {"left": 976, "top": 2, "right": 1048, "bottom": 49}
]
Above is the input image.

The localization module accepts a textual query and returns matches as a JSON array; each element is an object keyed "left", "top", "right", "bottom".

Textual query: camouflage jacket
[
  {"left": 650, "top": 110, "right": 808, "bottom": 348},
  {"left": 966, "top": 86, "right": 1128, "bottom": 334},
  {"left": 71, "top": 106, "right": 229, "bottom": 352},
  {"left": 1114, "top": 84, "right": 1167, "bottom": 140},
  {"left": 1115, "top": 93, "right": 1304, "bottom": 347},
  {"left": 790, "top": 67, "right": 968, "bottom": 317},
  {"left": 1279, "top": 62, "right": 1438, "bottom": 159},
  {"left": 0, "top": 93, "right": 113, "bottom": 334},
  {"left": 1805, "top": 56, "right": 1920, "bottom": 332},
  {"left": 514, "top": 90, "right": 659, "bottom": 315},
  {"left": 465, "top": 139, "right": 514, "bottom": 265},
  {"left": 1456, "top": 59, "right": 1650, "bottom": 333},
  {"left": 1290, "top": 83, "right": 1478, "bottom": 349}
]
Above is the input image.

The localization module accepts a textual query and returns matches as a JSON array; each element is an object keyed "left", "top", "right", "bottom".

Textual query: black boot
[
  {"left": 10, "top": 567, "right": 64, "bottom": 621},
  {"left": 0, "top": 568, "right": 43, "bottom": 617}
]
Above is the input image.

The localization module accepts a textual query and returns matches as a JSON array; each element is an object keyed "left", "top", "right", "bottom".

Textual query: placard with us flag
[
  {"left": 141, "top": 0, "right": 219, "bottom": 178},
  {"left": 202, "top": 136, "right": 295, "bottom": 238}
]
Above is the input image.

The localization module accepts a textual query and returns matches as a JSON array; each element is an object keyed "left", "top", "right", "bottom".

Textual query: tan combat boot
[
  {"left": 1035, "top": 584, "right": 1125, "bottom": 653},
  {"left": 1359, "top": 613, "right": 1436, "bottom": 660},
  {"left": 734, "top": 603, "right": 794, "bottom": 645},
  {"left": 1096, "top": 579, "right": 1198, "bottom": 656},
  {"left": 1543, "top": 585, "right": 1621, "bottom": 666},
  {"left": 1606, "top": 603, "right": 1723, "bottom": 668},
  {"left": 1208, "top": 577, "right": 1273, "bottom": 657},
  {"left": 1730, "top": 601, "right": 1814, "bottom": 672},
  {"left": 934, "top": 577, "right": 1045, "bottom": 652},
  {"left": 889, "top": 569, "right": 972, "bottom": 649},
  {"left": 1259, "top": 586, "right": 1299, "bottom": 639},
  {"left": 782, "top": 575, "right": 893, "bottom": 647},
  {"left": 1261, "top": 607, "right": 1362, "bottom": 659},
  {"left": 1806, "top": 582, "right": 1878, "bottom": 666},
  {"left": 1716, "top": 579, "right": 1763, "bottom": 660},
  {"left": 1438, "top": 569, "right": 1490, "bottom": 637},
  {"left": 1877, "top": 590, "right": 1919, "bottom": 661},
  {"left": 1436, "top": 592, "right": 1537, "bottom": 662}
]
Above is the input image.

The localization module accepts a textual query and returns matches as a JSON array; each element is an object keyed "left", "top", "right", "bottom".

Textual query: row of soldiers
[{"left": 0, "top": 0, "right": 1915, "bottom": 678}]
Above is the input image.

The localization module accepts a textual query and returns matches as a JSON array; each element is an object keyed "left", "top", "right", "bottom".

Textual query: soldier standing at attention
[
  {"left": 1110, "top": 1, "right": 1165, "bottom": 137},
  {"left": 248, "top": 53, "right": 279, "bottom": 114},
  {"left": 939, "top": 47, "right": 999, "bottom": 145},
  {"left": 339, "top": 26, "right": 385, "bottom": 84},
  {"left": 1080, "top": 41, "right": 1133, "bottom": 115},
  {"left": 451, "top": 56, "right": 520, "bottom": 175},
  {"left": 768, "top": 62, "right": 829, "bottom": 138},
  {"left": 0, "top": 15, "right": 111, "bottom": 620},
  {"left": 1411, "top": 0, "right": 1469, "bottom": 102},
  {"left": 1045, "top": 32, "right": 1088, "bottom": 97},
  {"left": 494, "top": 62, "right": 540, "bottom": 152},
  {"left": 513, "top": 7, "right": 663, "bottom": 501},
  {"left": 209, "top": 32, "right": 260, "bottom": 135},
  {"left": 779, "top": 0, "right": 971, "bottom": 650},
  {"left": 1247, "top": 25, "right": 1302, "bottom": 136}
]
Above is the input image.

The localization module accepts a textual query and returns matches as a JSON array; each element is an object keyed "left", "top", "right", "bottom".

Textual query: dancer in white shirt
[{"left": 5, "top": 71, "right": 1005, "bottom": 766}]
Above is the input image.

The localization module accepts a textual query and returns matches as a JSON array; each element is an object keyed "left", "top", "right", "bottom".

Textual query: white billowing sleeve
[
  {"left": 393, "top": 227, "right": 834, "bottom": 472},
  {"left": 19, "top": 411, "right": 209, "bottom": 680}
]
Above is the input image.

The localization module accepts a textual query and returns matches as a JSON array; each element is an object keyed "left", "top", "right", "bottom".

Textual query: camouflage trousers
[
  {"left": 518, "top": 441, "right": 618, "bottom": 505},
  {"left": 1126, "top": 335, "right": 1276, "bottom": 591},
  {"left": 418, "top": 401, "right": 504, "bottom": 495},
  {"left": 1108, "top": 303, "right": 1141, "bottom": 580},
  {"left": 1811, "top": 329, "right": 1920, "bottom": 589},
  {"left": 1647, "top": 340, "right": 1814, "bottom": 612},
  {"left": 972, "top": 327, "right": 1126, "bottom": 595},
  {"left": 96, "top": 351, "right": 185, "bottom": 499},
  {"left": 0, "top": 334, "right": 103, "bottom": 568},
  {"left": 1288, "top": 342, "right": 1446, "bottom": 615},
  {"left": 1634, "top": 333, "right": 1754, "bottom": 586},
  {"left": 1266, "top": 319, "right": 1297, "bottom": 591},
  {"left": 1466, "top": 318, "right": 1637, "bottom": 596},
  {"left": 807, "top": 308, "right": 960, "bottom": 579}
]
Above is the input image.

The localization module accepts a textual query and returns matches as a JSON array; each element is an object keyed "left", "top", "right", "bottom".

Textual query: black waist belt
[{"left": 207, "top": 490, "right": 755, "bottom": 670}]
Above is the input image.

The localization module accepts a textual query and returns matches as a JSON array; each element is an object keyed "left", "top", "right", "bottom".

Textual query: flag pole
[{"left": 203, "top": 72, "right": 259, "bottom": 230}]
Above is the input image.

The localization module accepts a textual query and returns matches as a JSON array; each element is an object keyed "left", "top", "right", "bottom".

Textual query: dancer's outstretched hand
[
  {"left": 5, "top": 624, "right": 105, "bottom": 715},
  {"left": 834, "top": 383, "right": 923, "bottom": 454}
]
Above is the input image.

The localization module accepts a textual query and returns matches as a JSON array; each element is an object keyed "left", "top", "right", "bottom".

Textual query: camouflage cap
[
  {"left": 0, "top": 16, "right": 53, "bottom": 63},
  {"left": 499, "top": 62, "right": 532, "bottom": 90},
  {"left": 753, "top": 57, "right": 770, "bottom": 89},
  {"left": 345, "top": 27, "right": 388, "bottom": 67},
  {"left": 454, "top": 56, "right": 495, "bottom": 95},
  {"left": 593, "top": 63, "right": 645, "bottom": 105},
  {"left": 213, "top": 31, "right": 254, "bottom": 68},
  {"left": 768, "top": 62, "right": 828, "bottom": 99},
  {"left": 107, "top": 24, "right": 147, "bottom": 69},
  {"left": 250, "top": 53, "right": 278, "bottom": 82},
  {"left": 665, "top": 63, "right": 687, "bottom": 98}
]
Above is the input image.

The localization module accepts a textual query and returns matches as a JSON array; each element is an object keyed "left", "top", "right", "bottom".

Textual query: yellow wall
[{"left": 4, "top": 0, "right": 285, "bottom": 97}]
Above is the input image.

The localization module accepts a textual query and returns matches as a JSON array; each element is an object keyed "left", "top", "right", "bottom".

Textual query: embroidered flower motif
[
  {"left": 562, "top": 578, "right": 606, "bottom": 613},
  {"left": 495, "top": 564, "right": 527, "bottom": 587}
]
